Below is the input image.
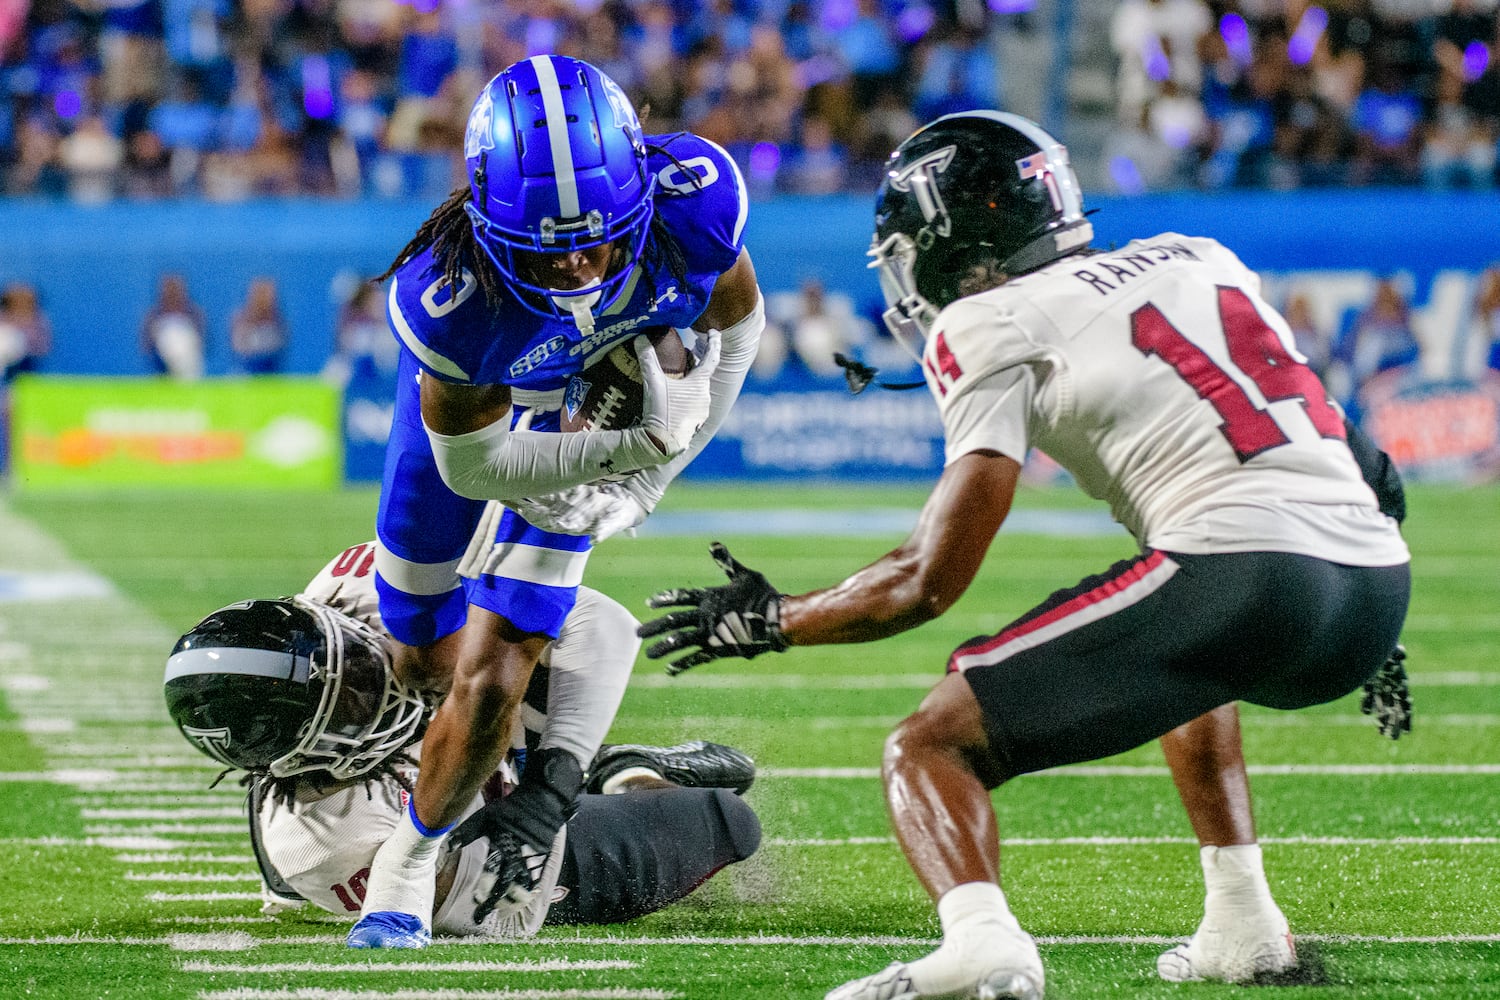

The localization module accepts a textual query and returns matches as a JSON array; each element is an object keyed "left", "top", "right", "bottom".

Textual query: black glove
[
  {"left": 638, "top": 541, "right": 789, "bottom": 675},
  {"left": 1361, "top": 643, "right": 1412, "bottom": 740},
  {"left": 451, "top": 746, "right": 582, "bottom": 923}
]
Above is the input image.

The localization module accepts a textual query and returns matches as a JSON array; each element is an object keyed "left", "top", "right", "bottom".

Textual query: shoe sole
[{"left": 976, "top": 970, "right": 1043, "bottom": 1000}]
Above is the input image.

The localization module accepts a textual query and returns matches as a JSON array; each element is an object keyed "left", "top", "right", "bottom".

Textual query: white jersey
[
  {"left": 927, "top": 234, "right": 1408, "bottom": 567},
  {"left": 255, "top": 539, "right": 596, "bottom": 936}
]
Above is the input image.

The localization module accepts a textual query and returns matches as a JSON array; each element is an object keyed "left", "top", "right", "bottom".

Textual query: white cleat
[
  {"left": 825, "top": 922, "right": 1044, "bottom": 1000},
  {"left": 1157, "top": 920, "right": 1296, "bottom": 982},
  {"left": 824, "top": 961, "right": 1043, "bottom": 1000}
]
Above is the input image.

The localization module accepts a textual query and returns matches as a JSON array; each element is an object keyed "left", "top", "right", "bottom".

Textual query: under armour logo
[
  {"left": 650, "top": 286, "right": 678, "bottom": 310},
  {"left": 599, "top": 459, "right": 618, "bottom": 475},
  {"left": 889, "top": 145, "right": 957, "bottom": 239}
]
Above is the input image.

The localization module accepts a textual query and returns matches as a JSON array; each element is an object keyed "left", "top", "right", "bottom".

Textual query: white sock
[
  {"left": 1199, "top": 845, "right": 1283, "bottom": 927},
  {"left": 937, "top": 881, "right": 1015, "bottom": 935},
  {"left": 358, "top": 800, "right": 452, "bottom": 920}
]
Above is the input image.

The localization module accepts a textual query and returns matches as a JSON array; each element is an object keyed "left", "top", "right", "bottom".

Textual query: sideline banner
[
  {"left": 10, "top": 376, "right": 340, "bottom": 489},
  {"left": 1360, "top": 372, "right": 1500, "bottom": 483},
  {"left": 691, "top": 369, "right": 945, "bottom": 481}
]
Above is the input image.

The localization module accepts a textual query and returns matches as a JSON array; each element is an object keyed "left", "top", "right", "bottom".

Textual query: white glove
[
  {"left": 637, "top": 331, "right": 718, "bottom": 459},
  {"left": 508, "top": 483, "right": 648, "bottom": 542}
]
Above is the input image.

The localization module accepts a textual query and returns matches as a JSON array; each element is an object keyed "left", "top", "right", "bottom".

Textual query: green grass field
[{"left": 0, "top": 481, "right": 1496, "bottom": 999}]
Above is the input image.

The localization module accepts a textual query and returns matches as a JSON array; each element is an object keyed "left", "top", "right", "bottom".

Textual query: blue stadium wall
[{"left": 2, "top": 190, "right": 1498, "bottom": 482}]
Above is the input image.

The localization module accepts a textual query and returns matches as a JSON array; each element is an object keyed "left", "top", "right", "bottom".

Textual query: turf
[{"left": 1, "top": 481, "right": 1496, "bottom": 999}]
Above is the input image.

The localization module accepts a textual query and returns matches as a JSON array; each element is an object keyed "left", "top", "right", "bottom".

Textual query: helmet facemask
[
  {"left": 869, "top": 230, "right": 940, "bottom": 363},
  {"left": 268, "top": 598, "right": 427, "bottom": 781},
  {"left": 464, "top": 192, "right": 655, "bottom": 334}
]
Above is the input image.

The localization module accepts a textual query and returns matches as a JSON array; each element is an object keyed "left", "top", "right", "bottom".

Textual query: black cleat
[{"left": 587, "top": 740, "right": 755, "bottom": 795}]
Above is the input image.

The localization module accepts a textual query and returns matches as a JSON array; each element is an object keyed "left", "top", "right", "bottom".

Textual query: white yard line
[
  {"left": 86, "top": 807, "right": 245, "bottom": 819},
  {"left": 760, "top": 763, "right": 1500, "bottom": 779},
  {"left": 197, "top": 990, "right": 678, "bottom": 1000},
  {"left": 117, "top": 854, "right": 255, "bottom": 864},
  {"left": 768, "top": 835, "right": 1500, "bottom": 847},
  {"left": 182, "top": 959, "right": 637, "bottom": 973},
  {"left": 146, "top": 891, "right": 264, "bottom": 902},
  {"left": 5, "top": 932, "right": 1499, "bottom": 949},
  {"left": 11, "top": 759, "right": 1500, "bottom": 789},
  {"left": 126, "top": 872, "right": 259, "bottom": 883}
]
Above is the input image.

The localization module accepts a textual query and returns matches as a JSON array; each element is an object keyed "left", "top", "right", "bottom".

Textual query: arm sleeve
[
  {"left": 535, "top": 587, "right": 641, "bottom": 770},
  {"left": 1344, "top": 417, "right": 1406, "bottom": 523},
  {"left": 427, "top": 416, "right": 672, "bottom": 503},
  {"left": 619, "top": 293, "right": 764, "bottom": 512}
]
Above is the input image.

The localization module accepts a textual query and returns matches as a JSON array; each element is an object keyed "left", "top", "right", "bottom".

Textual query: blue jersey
[{"left": 386, "top": 132, "right": 748, "bottom": 393}]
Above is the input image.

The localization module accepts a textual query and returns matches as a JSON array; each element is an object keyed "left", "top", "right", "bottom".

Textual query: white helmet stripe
[
  {"left": 165, "top": 647, "right": 310, "bottom": 684},
  {"left": 531, "top": 55, "right": 580, "bottom": 219}
]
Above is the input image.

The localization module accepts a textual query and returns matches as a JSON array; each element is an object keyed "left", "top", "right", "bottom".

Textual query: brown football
[{"left": 560, "top": 327, "right": 691, "bottom": 432}]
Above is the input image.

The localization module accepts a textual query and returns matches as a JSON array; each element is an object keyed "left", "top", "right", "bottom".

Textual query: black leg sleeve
[
  {"left": 1345, "top": 417, "right": 1406, "bottom": 523},
  {"left": 546, "top": 787, "right": 760, "bottom": 926}
]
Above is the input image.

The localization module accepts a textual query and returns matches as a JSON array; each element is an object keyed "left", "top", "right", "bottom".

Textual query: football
[{"left": 560, "top": 327, "right": 691, "bottom": 432}]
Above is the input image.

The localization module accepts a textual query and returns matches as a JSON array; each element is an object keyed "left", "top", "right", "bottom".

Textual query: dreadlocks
[
  {"left": 250, "top": 750, "right": 420, "bottom": 813},
  {"left": 640, "top": 136, "right": 702, "bottom": 290},
  {"left": 376, "top": 188, "right": 510, "bottom": 310}
]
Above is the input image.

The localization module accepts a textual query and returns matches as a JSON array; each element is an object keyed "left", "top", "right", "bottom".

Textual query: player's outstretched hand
[
  {"left": 638, "top": 541, "right": 788, "bottom": 675},
  {"left": 1361, "top": 642, "right": 1412, "bottom": 740}
]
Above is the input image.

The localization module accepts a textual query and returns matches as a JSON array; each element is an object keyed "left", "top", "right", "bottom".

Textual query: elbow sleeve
[{"left": 426, "top": 417, "right": 667, "bottom": 502}]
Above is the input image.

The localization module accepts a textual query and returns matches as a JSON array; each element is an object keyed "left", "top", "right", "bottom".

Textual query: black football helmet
[
  {"left": 163, "top": 597, "right": 426, "bottom": 780},
  {"left": 869, "top": 110, "right": 1093, "bottom": 358}
]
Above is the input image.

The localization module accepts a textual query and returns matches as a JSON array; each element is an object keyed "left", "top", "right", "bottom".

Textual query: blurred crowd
[
  {"left": 0, "top": 0, "right": 1009, "bottom": 202},
  {"left": 1106, "top": 0, "right": 1500, "bottom": 192},
  {"left": 5, "top": 0, "right": 1492, "bottom": 203}
]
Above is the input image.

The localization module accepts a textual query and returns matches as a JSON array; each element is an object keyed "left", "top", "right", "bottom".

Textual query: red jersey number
[
  {"left": 329, "top": 867, "right": 370, "bottom": 912},
  {"left": 1131, "top": 286, "right": 1344, "bottom": 462},
  {"left": 329, "top": 544, "right": 376, "bottom": 579}
]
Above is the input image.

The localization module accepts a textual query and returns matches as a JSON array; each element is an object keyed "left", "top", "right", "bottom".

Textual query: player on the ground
[
  {"left": 163, "top": 540, "right": 760, "bottom": 937},
  {"left": 637, "top": 111, "right": 1410, "bottom": 1000},
  {"left": 362, "top": 54, "right": 764, "bottom": 947}
]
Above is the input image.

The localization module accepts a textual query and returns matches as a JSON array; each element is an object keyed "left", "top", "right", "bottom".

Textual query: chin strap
[{"left": 832, "top": 353, "right": 925, "bottom": 395}]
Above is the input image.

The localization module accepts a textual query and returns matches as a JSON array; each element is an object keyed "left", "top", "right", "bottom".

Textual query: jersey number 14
[{"left": 1131, "top": 285, "right": 1344, "bottom": 463}]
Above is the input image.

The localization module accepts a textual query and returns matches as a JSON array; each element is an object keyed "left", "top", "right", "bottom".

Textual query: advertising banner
[
  {"left": 11, "top": 376, "right": 340, "bottom": 489},
  {"left": 691, "top": 369, "right": 945, "bottom": 481},
  {"left": 1360, "top": 372, "right": 1500, "bottom": 483}
]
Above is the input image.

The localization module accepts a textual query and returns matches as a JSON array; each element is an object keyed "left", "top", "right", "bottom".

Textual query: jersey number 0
[{"left": 1131, "top": 285, "right": 1344, "bottom": 463}]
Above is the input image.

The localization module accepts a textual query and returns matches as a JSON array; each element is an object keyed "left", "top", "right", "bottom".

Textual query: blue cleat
[{"left": 347, "top": 911, "right": 430, "bottom": 949}]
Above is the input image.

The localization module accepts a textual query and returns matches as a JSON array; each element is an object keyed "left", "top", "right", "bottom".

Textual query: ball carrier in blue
[{"left": 350, "top": 54, "right": 764, "bottom": 948}]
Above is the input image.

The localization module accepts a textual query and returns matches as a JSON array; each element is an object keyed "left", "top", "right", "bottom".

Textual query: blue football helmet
[{"left": 463, "top": 55, "right": 654, "bottom": 322}]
